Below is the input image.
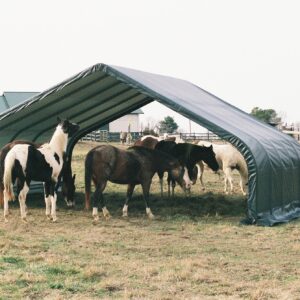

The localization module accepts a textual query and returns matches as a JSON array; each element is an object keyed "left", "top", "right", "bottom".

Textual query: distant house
[
  {"left": 101, "top": 108, "right": 143, "bottom": 133},
  {"left": 0, "top": 92, "right": 143, "bottom": 134}
]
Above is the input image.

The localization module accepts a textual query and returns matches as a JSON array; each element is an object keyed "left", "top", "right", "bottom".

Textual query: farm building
[{"left": 0, "top": 63, "right": 300, "bottom": 226}]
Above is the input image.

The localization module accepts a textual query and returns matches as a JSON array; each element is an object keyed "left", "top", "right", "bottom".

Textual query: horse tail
[
  {"left": 84, "top": 151, "right": 94, "bottom": 210},
  {"left": 3, "top": 151, "right": 16, "bottom": 201}
]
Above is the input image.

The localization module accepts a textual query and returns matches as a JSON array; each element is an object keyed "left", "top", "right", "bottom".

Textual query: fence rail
[
  {"left": 81, "top": 131, "right": 141, "bottom": 142},
  {"left": 81, "top": 130, "right": 222, "bottom": 143},
  {"left": 179, "top": 132, "right": 221, "bottom": 141}
]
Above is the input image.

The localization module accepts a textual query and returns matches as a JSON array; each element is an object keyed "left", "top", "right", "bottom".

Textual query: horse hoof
[
  {"left": 104, "top": 214, "right": 111, "bottom": 220},
  {"left": 4, "top": 218, "right": 8, "bottom": 223},
  {"left": 52, "top": 218, "right": 57, "bottom": 223},
  {"left": 147, "top": 213, "right": 155, "bottom": 220},
  {"left": 22, "top": 218, "right": 28, "bottom": 223},
  {"left": 46, "top": 214, "right": 51, "bottom": 220},
  {"left": 92, "top": 216, "right": 99, "bottom": 224}
]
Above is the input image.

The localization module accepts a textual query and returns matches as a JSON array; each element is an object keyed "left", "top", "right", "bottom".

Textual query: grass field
[{"left": 0, "top": 141, "right": 300, "bottom": 299}]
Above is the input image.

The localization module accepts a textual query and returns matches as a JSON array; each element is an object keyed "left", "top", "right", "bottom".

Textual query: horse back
[
  {"left": 86, "top": 145, "right": 145, "bottom": 184},
  {"left": 134, "top": 136, "right": 159, "bottom": 149}
]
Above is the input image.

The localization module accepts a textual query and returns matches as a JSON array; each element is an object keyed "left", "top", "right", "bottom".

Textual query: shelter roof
[{"left": 1, "top": 63, "right": 300, "bottom": 225}]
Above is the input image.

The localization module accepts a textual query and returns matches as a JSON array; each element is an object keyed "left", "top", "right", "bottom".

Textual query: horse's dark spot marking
[{"left": 54, "top": 153, "right": 60, "bottom": 164}]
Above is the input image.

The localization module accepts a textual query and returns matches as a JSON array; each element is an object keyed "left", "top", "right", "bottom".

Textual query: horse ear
[
  {"left": 72, "top": 174, "right": 76, "bottom": 181},
  {"left": 209, "top": 145, "right": 213, "bottom": 150}
]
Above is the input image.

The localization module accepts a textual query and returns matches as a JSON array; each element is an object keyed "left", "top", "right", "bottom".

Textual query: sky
[{"left": 1, "top": 0, "right": 300, "bottom": 132}]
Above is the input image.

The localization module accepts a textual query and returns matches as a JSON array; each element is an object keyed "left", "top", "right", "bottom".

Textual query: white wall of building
[{"left": 109, "top": 114, "right": 140, "bottom": 132}]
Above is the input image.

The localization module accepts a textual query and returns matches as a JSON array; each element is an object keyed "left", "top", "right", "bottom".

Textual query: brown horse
[
  {"left": 84, "top": 145, "right": 192, "bottom": 220},
  {"left": 0, "top": 140, "right": 76, "bottom": 208},
  {"left": 155, "top": 141, "right": 220, "bottom": 196},
  {"left": 134, "top": 135, "right": 176, "bottom": 149}
]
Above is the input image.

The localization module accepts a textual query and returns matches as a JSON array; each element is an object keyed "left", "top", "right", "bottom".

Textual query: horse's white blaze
[
  {"left": 183, "top": 167, "right": 193, "bottom": 189},
  {"left": 122, "top": 204, "right": 128, "bottom": 217}
]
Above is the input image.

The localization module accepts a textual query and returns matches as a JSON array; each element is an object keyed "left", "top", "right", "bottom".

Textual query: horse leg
[
  {"left": 50, "top": 181, "right": 57, "bottom": 222},
  {"left": 123, "top": 184, "right": 135, "bottom": 217},
  {"left": 167, "top": 172, "right": 172, "bottom": 198},
  {"left": 172, "top": 179, "right": 176, "bottom": 198},
  {"left": 141, "top": 180, "right": 154, "bottom": 219},
  {"left": 240, "top": 178, "right": 246, "bottom": 196},
  {"left": 44, "top": 182, "right": 52, "bottom": 220},
  {"left": 92, "top": 185, "right": 101, "bottom": 221},
  {"left": 198, "top": 162, "right": 206, "bottom": 191},
  {"left": 18, "top": 180, "right": 29, "bottom": 222},
  {"left": 3, "top": 191, "right": 9, "bottom": 222},
  {"left": 224, "top": 167, "right": 233, "bottom": 194},
  {"left": 239, "top": 172, "right": 247, "bottom": 196},
  {"left": 158, "top": 171, "right": 164, "bottom": 198},
  {"left": 99, "top": 182, "right": 110, "bottom": 219},
  {"left": 92, "top": 181, "right": 109, "bottom": 221}
]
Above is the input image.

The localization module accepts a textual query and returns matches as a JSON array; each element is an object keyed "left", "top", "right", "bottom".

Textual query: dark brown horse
[
  {"left": 155, "top": 141, "right": 220, "bottom": 196},
  {"left": 134, "top": 135, "right": 176, "bottom": 149},
  {"left": 84, "top": 145, "right": 192, "bottom": 220},
  {"left": 0, "top": 140, "right": 76, "bottom": 208}
]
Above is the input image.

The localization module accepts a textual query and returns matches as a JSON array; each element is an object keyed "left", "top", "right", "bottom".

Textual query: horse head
[
  {"left": 168, "top": 161, "right": 193, "bottom": 191},
  {"left": 62, "top": 173, "right": 76, "bottom": 207},
  {"left": 57, "top": 117, "right": 80, "bottom": 137},
  {"left": 197, "top": 145, "right": 219, "bottom": 172}
]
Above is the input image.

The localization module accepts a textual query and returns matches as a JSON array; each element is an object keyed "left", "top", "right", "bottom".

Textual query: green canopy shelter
[{"left": 1, "top": 63, "right": 300, "bottom": 225}]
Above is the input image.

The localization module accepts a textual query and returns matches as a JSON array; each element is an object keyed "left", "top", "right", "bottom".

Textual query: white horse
[
  {"left": 141, "top": 134, "right": 185, "bottom": 143},
  {"left": 197, "top": 141, "right": 248, "bottom": 195},
  {"left": 140, "top": 135, "right": 164, "bottom": 142},
  {"left": 3, "top": 118, "right": 79, "bottom": 222}
]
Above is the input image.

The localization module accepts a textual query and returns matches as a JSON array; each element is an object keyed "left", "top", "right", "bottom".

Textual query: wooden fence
[{"left": 81, "top": 131, "right": 222, "bottom": 143}]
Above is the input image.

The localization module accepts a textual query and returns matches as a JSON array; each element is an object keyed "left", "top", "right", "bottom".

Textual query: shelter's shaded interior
[{"left": 1, "top": 63, "right": 300, "bottom": 226}]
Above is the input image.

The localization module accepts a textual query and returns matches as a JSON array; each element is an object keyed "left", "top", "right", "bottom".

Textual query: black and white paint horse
[
  {"left": 3, "top": 118, "right": 79, "bottom": 222},
  {"left": 0, "top": 140, "right": 77, "bottom": 210},
  {"left": 155, "top": 141, "right": 220, "bottom": 196}
]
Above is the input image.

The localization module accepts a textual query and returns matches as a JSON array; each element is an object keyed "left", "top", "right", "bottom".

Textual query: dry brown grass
[{"left": 0, "top": 141, "right": 300, "bottom": 299}]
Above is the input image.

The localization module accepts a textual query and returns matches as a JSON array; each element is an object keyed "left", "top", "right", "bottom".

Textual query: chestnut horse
[
  {"left": 134, "top": 135, "right": 176, "bottom": 149},
  {"left": 84, "top": 145, "right": 192, "bottom": 220}
]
